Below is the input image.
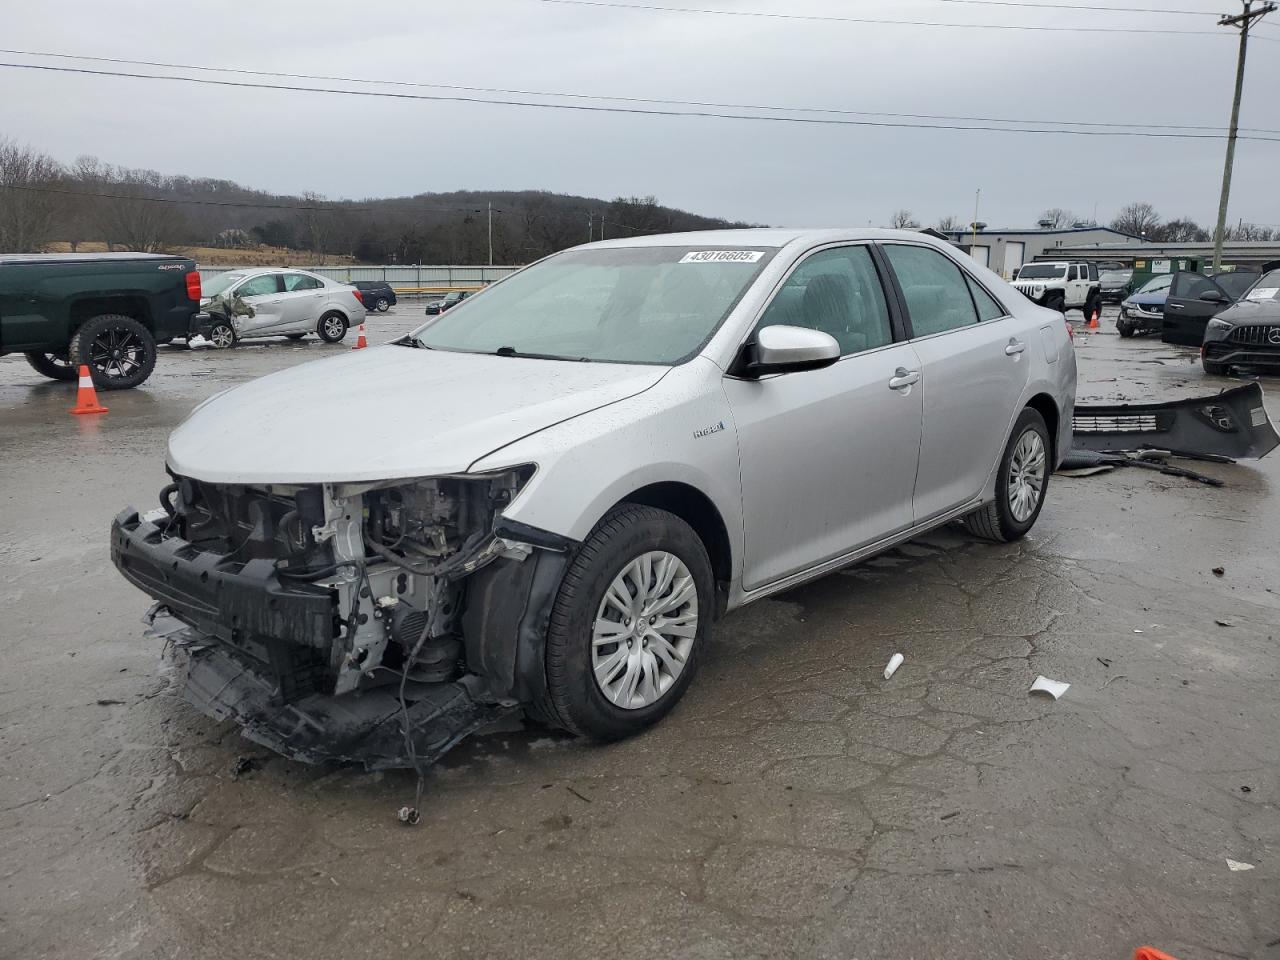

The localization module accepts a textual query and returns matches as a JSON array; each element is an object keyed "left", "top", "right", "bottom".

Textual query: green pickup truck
[{"left": 0, "top": 252, "right": 204, "bottom": 389}]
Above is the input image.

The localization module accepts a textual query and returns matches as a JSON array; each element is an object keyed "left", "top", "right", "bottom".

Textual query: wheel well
[
  {"left": 70, "top": 297, "right": 151, "bottom": 330},
  {"left": 1026, "top": 393, "right": 1060, "bottom": 461},
  {"left": 619, "top": 482, "right": 732, "bottom": 615}
]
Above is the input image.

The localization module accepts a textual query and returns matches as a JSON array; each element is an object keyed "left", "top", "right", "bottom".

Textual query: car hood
[
  {"left": 1124, "top": 293, "right": 1168, "bottom": 308},
  {"left": 167, "top": 345, "right": 668, "bottom": 483},
  {"left": 1217, "top": 298, "right": 1280, "bottom": 325}
]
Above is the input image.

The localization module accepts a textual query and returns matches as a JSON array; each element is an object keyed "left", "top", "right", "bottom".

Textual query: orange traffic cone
[
  {"left": 1088, "top": 307, "right": 1100, "bottom": 329},
  {"left": 351, "top": 323, "right": 368, "bottom": 350},
  {"left": 69, "top": 364, "right": 107, "bottom": 415},
  {"left": 1134, "top": 948, "right": 1180, "bottom": 960}
]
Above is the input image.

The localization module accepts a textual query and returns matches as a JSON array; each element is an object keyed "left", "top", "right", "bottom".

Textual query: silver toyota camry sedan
[{"left": 112, "top": 228, "right": 1076, "bottom": 768}]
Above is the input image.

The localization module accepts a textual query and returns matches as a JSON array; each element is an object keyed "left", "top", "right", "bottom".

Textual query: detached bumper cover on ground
[{"left": 1071, "top": 382, "right": 1279, "bottom": 460}]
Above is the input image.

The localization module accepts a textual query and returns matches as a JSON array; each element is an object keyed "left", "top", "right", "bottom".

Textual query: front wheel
[
  {"left": 964, "top": 408, "right": 1051, "bottom": 543},
  {"left": 208, "top": 321, "right": 237, "bottom": 349},
  {"left": 1117, "top": 317, "right": 1135, "bottom": 338},
  {"left": 24, "top": 351, "right": 78, "bottom": 381},
  {"left": 317, "top": 312, "right": 348, "bottom": 343},
  {"left": 535, "top": 504, "right": 713, "bottom": 741},
  {"left": 1046, "top": 293, "right": 1066, "bottom": 314},
  {"left": 68, "top": 314, "right": 157, "bottom": 390}
]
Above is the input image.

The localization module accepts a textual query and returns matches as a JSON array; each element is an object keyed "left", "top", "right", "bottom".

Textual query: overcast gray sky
[{"left": 3, "top": 0, "right": 1279, "bottom": 230}]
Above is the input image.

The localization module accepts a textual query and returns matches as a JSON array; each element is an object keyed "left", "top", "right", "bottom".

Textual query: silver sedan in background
[{"left": 197, "top": 267, "right": 367, "bottom": 347}]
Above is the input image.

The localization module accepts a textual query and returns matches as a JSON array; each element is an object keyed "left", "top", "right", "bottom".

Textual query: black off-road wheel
[
  {"left": 23, "top": 351, "right": 77, "bottom": 381},
  {"left": 317, "top": 312, "right": 349, "bottom": 343},
  {"left": 68, "top": 314, "right": 157, "bottom": 390},
  {"left": 964, "top": 408, "right": 1051, "bottom": 543},
  {"left": 1046, "top": 292, "right": 1066, "bottom": 314},
  {"left": 533, "top": 504, "right": 714, "bottom": 741},
  {"left": 1083, "top": 290, "right": 1102, "bottom": 320}
]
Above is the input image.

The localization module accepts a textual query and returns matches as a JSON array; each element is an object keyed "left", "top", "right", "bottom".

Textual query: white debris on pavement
[
  {"left": 1029, "top": 676, "right": 1070, "bottom": 700},
  {"left": 1226, "top": 859, "right": 1255, "bottom": 872},
  {"left": 883, "top": 653, "right": 904, "bottom": 680}
]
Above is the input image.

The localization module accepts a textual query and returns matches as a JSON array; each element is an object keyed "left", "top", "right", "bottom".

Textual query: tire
[
  {"left": 1083, "top": 290, "right": 1101, "bottom": 320},
  {"left": 375, "top": 297, "right": 390, "bottom": 312},
  {"left": 23, "top": 351, "right": 77, "bottom": 381},
  {"left": 535, "top": 504, "right": 714, "bottom": 741},
  {"left": 67, "top": 314, "right": 157, "bottom": 390},
  {"left": 208, "top": 321, "right": 237, "bottom": 349},
  {"left": 964, "top": 408, "right": 1051, "bottom": 543},
  {"left": 1202, "top": 358, "right": 1230, "bottom": 376},
  {"left": 1046, "top": 293, "right": 1066, "bottom": 314},
  {"left": 317, "top": 312, "right": 348, "bottom": 343},
  {"left": 1117, "top": 317, "right": 1135, "bottom": 338}
]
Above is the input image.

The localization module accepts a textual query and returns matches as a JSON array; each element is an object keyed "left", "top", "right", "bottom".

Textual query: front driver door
[
  {"left": 232, "top": 273, "right": 286, "bottom": 336},
  {"left": 723, "top": 244, "right": 924, "bottom": 592},
  {"left": 1164, "top": 270, "right": 1259, "bottom": 345}
]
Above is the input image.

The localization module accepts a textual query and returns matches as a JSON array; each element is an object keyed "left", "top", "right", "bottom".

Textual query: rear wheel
[
  {"left": 1083, "top": 290, "right": 1101, "bottom": 320},
  {"left": 535, "top": 504, "right": 713, "bottom": 740},
  {"left": 375, "top": 297, "right": 390, "bottom": 312},
  {"left": 68, "top": 314, "right": 156, "bottom": 390},
  {"left": 24, "top": 351, "right": 77, "bottom": 381},
  {"left": 964, "top": 408, "right": 1051, "bottom": 543},
  {"left": 318, "top": 312, "right": 348, "bottom": 343}
]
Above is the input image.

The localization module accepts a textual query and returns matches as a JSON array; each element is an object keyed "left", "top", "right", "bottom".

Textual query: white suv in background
[
  {"left": 1012, "top": 261, "right": 1102, "bottom": 318},
  {"left": 197, "top": 268, "right": 367, "bottom": 348}
]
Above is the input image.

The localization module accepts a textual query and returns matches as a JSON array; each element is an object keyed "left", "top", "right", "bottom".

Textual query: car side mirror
[
  {"left": 1199, "top": 289, "right": 1228, "bottom": 303},
  {"left": 735, "top": 325, "right": 841, "bottom": 377}
]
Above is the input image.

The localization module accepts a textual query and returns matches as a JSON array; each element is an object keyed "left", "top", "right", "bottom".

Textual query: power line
[
  {"left": 897, "top": 0, "right": 1241, "bottom": 14},
  {"left": 532, "top": 0, "right": 1231, "bottom": 35},
  {"left": 3, "top": 48, "right": 1275, "bottom": 134},
  {"left": 4, "top": 61, "right": 1279, "bottom": 142}
]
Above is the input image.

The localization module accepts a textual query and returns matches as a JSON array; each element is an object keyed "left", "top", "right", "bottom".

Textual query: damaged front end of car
[{"left": 110, "top": 467, "right": 572, "bottom": 769}]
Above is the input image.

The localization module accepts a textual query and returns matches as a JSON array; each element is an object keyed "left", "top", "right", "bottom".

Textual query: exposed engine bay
[{"left": 111, "top": 467, "right": 572, "bottom": 769}]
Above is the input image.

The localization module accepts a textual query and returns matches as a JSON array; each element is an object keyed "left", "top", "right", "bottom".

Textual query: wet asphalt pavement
[{"left": 1, "top": 305, "right": 1278, "bottom": 960}]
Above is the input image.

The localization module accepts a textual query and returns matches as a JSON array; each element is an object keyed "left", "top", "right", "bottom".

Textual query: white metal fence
[{"left": 196, "top": 264, "right": 519, "bottom": 290}]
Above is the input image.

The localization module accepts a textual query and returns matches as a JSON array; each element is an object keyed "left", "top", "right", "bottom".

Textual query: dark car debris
[{"left": 1071, "top": 382, "right": 1278, "bottom": 462}]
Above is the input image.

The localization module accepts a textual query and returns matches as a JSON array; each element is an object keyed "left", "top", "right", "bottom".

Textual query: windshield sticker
[
  {"left": 1246, "top": 287, "right": 1279, "bottom": 301},
  {"left": 680, "top": 250, "right": 764, "bottom": 264}
]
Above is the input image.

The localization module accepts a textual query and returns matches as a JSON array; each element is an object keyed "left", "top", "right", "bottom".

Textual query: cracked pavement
[{"left": 2, "top": 307, "right": 1277, "bottom": 959}]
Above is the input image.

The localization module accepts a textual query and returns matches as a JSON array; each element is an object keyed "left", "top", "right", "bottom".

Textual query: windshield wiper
[
  {"left": 395, "top": 335, "right": 432, "bottom": 349},
  {"left": 492, "top": 346, "right": 588, "bottom": 361}
]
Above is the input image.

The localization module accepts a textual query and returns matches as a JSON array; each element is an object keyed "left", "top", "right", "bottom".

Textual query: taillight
[
  {"left": 351, "top": 289, "right": 363, "bottom": 305},
  {"left": 185, "top": 271, "right": 202, "bottom": 301}
]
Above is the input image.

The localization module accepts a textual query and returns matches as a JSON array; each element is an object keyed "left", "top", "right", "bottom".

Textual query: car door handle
[
  {"left": 1165, "top": 303, "right": 1184, "bottom": 310},
  {"left": 1005, "top": 339, "right": 1026, "bottom": 356},
  {"left": 888, "top": 368, "right": 920, "bottom": 390}
]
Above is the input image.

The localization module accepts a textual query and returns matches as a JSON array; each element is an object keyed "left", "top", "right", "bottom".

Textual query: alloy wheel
[
  {"left": 591, "top": 551, "right": 699, "bottom": 710},
  {"left": 210, "top": 325, "right": 235, "bottom": 349},
  {"left": 323, "top": 316, "right": 345, "bottom": 338},
  {"left": 88, "top": 328, "right": 148, "bottom": 381},
  {"left": 1007, "top": 429, "right": 1047, "bottom": 522}
]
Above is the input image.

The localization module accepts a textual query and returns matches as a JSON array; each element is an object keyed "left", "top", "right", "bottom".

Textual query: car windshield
[
  {"left": 1217, "top": 271, "right": 1261, "bottom": 300},
  {"left": 1244, "top": 269, "right": 1280, "bottom": 300},
  {"left": 1137, "top": 275, "right": 1172, "bottom": 294},
  {"left": 202, "top": 273, "right": 244, "bottom": 298},
  {"left": 1100, "top": 270, "right": 1131, "bottom": 282},
  {"left": 1017, "top": 264, "right": 1066, "bottom": 280},
  {"left": 407, "top": 246, "right": 778, "bottom": 364}
]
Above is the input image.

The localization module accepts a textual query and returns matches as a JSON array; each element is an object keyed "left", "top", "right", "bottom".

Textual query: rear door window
[
  {"left": 882, "top": 244, "right": 980, "bottom": 337},
  {"left": 283, "top": 273, "right": 323, "bottom": 292}
]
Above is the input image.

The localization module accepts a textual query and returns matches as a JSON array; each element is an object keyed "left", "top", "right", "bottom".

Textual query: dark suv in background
[{"left": 348, "top": 280, "right": 397, "bottom": 312}]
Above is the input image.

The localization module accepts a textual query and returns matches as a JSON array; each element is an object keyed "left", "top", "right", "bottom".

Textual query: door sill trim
[{"left": 737, "top": 497, "right": 984, "bottom": 606}]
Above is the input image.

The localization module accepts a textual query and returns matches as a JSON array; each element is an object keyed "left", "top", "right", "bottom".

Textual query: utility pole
[
  {"left": 970, "top": 188, "right": 981, "bottom": 253},
  {"left": 1212, "top": 0, "right": 1275, "bottom": 272},
  {"left": 487, "top": 201, "right": 493, "bottom": 266},
  {"left": 587, "top": 213, "right": 593, "bottom": 243}
]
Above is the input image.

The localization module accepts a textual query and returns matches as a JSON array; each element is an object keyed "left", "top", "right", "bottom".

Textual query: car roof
[{"left": 578, "top": 227, "right": 953, "bottom": 252}]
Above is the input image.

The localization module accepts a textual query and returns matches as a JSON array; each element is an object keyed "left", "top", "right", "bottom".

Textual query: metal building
[{"left": 938, "top": 225, "right": 1143, "bottom": 279}]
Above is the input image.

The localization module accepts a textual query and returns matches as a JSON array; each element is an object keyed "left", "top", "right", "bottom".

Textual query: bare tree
[
  {"left": 1038, "top": 208, "right": 1080, "bottom": 229},
  {"left": 1156, "top": 218, "right": 1210, "bottom": 243},
  {"left": 934, "top": 214, "right": 962, "bottom": 232},
  {"left": 890, "top": 209, "right": 919, "bottom": 230},
  {"left": 296, "top": 191, "right": 336, "bottom": 263},
  {"left": 0, "top": 137, "right": 63, "bottom": 252},
  {"left": 1111, "top": 202, "right": 1161, "bottom": 238}
]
